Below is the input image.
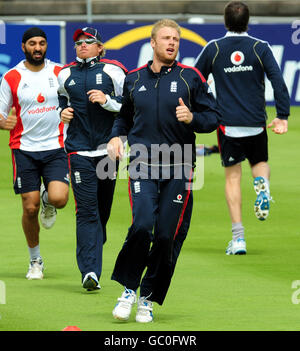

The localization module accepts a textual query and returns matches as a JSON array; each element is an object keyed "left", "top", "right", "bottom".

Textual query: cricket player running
[
  {"left": 108, "top": 19, "right": 221, "bottom": 323},
  {"left": 0, "top": 27, "right": 69, "bottom": 280}
]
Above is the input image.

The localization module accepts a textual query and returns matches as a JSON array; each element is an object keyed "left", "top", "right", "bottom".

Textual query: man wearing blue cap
[{"left": 58, "top": 27, "right": 127, "bottom": 291}]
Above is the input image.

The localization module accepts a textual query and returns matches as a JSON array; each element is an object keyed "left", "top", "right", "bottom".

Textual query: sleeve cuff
[{"left": 101, "top": 95, "right": 111, "bottom": 108}]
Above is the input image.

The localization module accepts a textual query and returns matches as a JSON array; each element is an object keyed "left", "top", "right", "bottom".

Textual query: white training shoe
[
  {"left": 82, "top": 272, "right": 101, "bottom": 291},
  {"left": 136, "top": 297, "right": 154, "bottom": 323},
  {"left": 40, "top": 183, "right": 57, "bottom": 229},
  {"left": 113, "top": 288, "right": 136, "bottom": 321},
  {"left": 226, "top": 238, "right": 247, "bottom": 255},
  {"left": 26, "top": 258, "right": 44, "bottom": 280}
]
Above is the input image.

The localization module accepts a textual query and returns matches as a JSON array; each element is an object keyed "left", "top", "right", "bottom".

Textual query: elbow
[{"left": 195, "top": 113, "right": 220, "bottom": 133}]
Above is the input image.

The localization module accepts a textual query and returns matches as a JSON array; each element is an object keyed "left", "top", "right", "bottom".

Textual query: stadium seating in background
[{"left": 0, "top": 0, "right": 299, "bottom": 18}]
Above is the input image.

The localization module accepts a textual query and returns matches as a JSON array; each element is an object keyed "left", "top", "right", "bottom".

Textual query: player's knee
[
  {"left": 156, "top": 233, "right": 172, "bottom": 248},
  {"left": 226, "top": 174, "right": 241, "bottom": 187},
  {"left": 134, "top": 221, "right": 153, "bottom": 235},
  {"left": 23, "top": 204, "right": 39, "bottom": 218},
  {"left": 49, "top": 192, "right": 69, "bottom": 209},
  {"left": 131, "top": 221, "right": 153, "bottom": 242}
]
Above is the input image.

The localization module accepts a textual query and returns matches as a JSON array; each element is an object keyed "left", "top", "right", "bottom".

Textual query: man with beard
[
  {"left": 0, "top": 27, "right": 69, "bottom": 280},
  {"left": 107, "top": 19, "right": 221, "bottom": 323}
]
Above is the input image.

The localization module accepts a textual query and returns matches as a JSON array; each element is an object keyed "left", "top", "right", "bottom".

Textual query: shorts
[
  {"left": 217, "top": 128, "right": 268, "bottom": 167},
  {"left": 11, "top": 148, "right": 70, "bottom": 194}
]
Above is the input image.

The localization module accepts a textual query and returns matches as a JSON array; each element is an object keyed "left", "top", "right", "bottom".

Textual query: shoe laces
[
  {"left": 42, "top": 203, "right": 57, "bottom": 217},
  {"left": 138, "top": 297, "right": 153, "bottom": 312},
  {"left": 227, "top": 240, "right": 233, "bottom": 247},
  {"left": 29, "top": 259, "right": 43, "bottom": 272},
  {"left": 118, "top": 288, "right": 136, "bottom": 305},
  {"left": 30, "top": 257, "right": 43, "bottom": 265}
]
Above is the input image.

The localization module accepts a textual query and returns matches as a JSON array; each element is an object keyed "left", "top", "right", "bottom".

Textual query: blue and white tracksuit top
[
  {"left": 110, "top": 60, "right": 221, "bottom": 167},
  {"left": 57, "top": 56, "right": 127, "bottom": 154},
  {"left": 194, "top": 32, "right": 290, "bottom": 128}
]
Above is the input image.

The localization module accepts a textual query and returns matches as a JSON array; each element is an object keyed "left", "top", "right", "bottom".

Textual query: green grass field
[{"left": 0, "top": 107, "right": 299, "bottom": 331}]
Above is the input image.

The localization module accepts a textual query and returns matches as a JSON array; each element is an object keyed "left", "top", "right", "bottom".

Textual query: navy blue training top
[{"left": 194, "top": 32, "right": 290, "bottom": 127}]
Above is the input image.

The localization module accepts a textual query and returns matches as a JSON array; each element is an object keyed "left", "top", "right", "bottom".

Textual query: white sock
[
  {"left": 28, "top": 245, "right": 41, "bottom": 261},
  {"left": 232, "top": 222, "right": 244, "bottom": 241}
]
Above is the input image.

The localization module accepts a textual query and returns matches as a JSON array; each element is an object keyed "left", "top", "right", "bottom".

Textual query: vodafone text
[{"left": 28, "top": 106, "right": 56, "bottom": 114}]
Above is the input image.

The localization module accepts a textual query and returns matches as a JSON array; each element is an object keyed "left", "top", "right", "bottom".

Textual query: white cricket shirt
[{"left": 0, "top": 59, "right": 64, "bottom": 151}]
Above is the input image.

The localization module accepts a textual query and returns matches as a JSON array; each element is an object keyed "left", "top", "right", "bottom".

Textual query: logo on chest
[
  {"left": 36, "top": 92, "right": 47, "bottom": 104},
  {"left": 138, "top": 85, "right": 147, "bottom": 92},
  {"left": 170, "top": 81, "right": 177, "bottom": 93},
  {"left": 48, "top": 77, "right": 55, "bottom": 88},
  {"left": 230, "top": 51, "right": 245, "bottom": 65},
  {"left": 96, "top": 73, "right": 103, "bottom": 85}
]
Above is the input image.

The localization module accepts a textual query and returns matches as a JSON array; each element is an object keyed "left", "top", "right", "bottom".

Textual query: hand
[
  {"left": 87, "top": 89, "right": 107, "bottom": 105},
  {"left": 4, "top": 108, "right": 17, "bottom": 130},
  {"left": 176, "top": 98, "right": 193, "bottom": 124},
  {"left": 267, "top": 118, "right": 288, "bottom": 134},
  {"left": 107, "top": 137, "right": 124, "bottom": 161},
  {"left": 61, "top": 107, "right": 74, "bottom": 124}
]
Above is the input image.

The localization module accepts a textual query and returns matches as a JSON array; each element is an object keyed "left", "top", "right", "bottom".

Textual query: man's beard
[
  {"left": 156, "top": 50, "right": 176, "bottom": 66},
  {"left": 24, "top": 48, "right": 46, "bottom": 66}
]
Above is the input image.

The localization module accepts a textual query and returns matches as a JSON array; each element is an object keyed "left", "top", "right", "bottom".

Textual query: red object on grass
[{"left": 62, "top": 326, "right": 82, "bottom": 331}]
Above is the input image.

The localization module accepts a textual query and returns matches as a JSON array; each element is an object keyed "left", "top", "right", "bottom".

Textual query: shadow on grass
[{"left": 184, "top": 246, "right": 265, "bottom": 256}]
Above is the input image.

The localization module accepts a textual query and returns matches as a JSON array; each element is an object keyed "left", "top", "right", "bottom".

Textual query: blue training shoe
[
  {"left": 253, "top": 177, "right": 271, "bottom": 221},
  {"left": 226, "top": 238, "right": 247, "bottom": 255}
]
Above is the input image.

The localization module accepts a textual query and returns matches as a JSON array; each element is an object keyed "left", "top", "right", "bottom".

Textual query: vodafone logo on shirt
[
  {"left": 37, "top": 92, "right": 46, "bottom": 104},
  {"left": 28, "top": 92, "right": 56, "bottom": 114},
  {"left": 224, "top": 50, "right": 253, "bottom": 73},
  {"left": 230, "top": 51, "right": 245, "bottom": 65},
  {"left": 28, "top": 106, "right": 56, "bottom": 114}
]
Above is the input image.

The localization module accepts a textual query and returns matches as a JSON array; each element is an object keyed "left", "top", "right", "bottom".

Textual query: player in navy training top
[
  {"left": 108, "top": 19, "right": 221, "bottom": 323},
  {"left": 58, "top": 27, "right": 127, "bottom": 291},
  {"left": 194, "top": 1, "right": 290, "bottom": 255}
]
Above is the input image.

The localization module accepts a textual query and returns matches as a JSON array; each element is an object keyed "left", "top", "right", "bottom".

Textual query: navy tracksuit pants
[
  {"left": 68, "top": 153, "right": 118, "bottom": 282},
  {"left": 111, "top": 172, "right": 193, "bottom": 305}
]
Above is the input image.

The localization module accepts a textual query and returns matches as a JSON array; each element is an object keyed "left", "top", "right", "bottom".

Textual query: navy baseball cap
[{"left": 73, "top": 27, "right": 102, "bottom": 42}]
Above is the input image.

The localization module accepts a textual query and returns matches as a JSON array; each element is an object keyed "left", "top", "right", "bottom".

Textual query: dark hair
[{"left": 224, "top": 1, "right": 249, "bottom": 33}]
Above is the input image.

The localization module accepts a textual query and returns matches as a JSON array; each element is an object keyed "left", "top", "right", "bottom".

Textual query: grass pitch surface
[{"left": 0, "top": 107, "right": 299, "bottom": 331}]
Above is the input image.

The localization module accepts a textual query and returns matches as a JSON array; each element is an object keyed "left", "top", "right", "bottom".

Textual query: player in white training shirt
[
  {"left": 0, "top": 59, "right": 64, "bottom": 151},
  {"left": 0, "top": 27, "right": 69, "bottom": 280}
]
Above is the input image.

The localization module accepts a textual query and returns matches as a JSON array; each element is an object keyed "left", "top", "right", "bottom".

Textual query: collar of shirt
[
  {"left": 147, "top": 60, "right": 177, "bottom": 76},
  {"left": 76, "top": 56, "right": 99, "bottom": 67},
  {"left": 18, "top": 58, "right": 50, "bottom": 71},
  {"left": 225, "top": 31, "right": 249, "bottom": 37},
  {"left": 76, "top": 56, "right": 98, "bottom": 63}
]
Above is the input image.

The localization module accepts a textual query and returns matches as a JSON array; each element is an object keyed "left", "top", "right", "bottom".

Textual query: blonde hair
[
  {"left": 99, "top": 43, "right": 106, "bottom": 58},
  {"left": 151, "top": 19, "right": 181, "bottom": 40}
]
